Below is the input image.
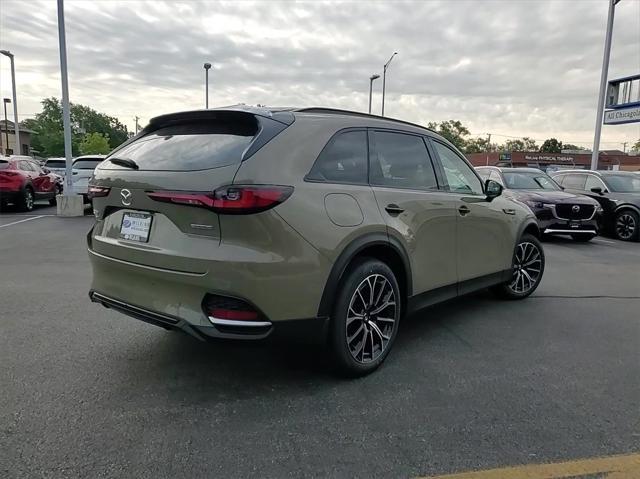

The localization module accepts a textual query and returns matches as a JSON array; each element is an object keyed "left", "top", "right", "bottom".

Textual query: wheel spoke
[
  {"left": 347, "top": 324, "right": 365, "bottom": 344},
  {"left": 369, "top": 321, "right": 390, "bottom": 342}
]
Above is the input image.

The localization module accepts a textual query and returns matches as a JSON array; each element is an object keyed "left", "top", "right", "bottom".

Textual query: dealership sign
[{"left": 604, "top": 105, "right": 640, "bottom": 125}]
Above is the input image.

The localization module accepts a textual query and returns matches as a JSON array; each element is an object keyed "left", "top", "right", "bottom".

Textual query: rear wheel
[
  {"left": 571, "top": 233, "right": 595, "bottom": 242},
  {"left": 614, "top": 210, "right": 639, "bottom": 242},
  {"left": 492, "top": 233, "right": 545, "bottom": 300},
  {"left": 19, "top": 187, "right": 34, "bottom": 212},
  {"left": 329, "top": 258, "right": 401, "bottom": 377},
  {"left": 49, "top": 184, "right": 62, "bottom": 206}
]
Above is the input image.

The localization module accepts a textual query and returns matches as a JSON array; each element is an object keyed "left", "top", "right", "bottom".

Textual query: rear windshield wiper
[{"left": 108, "top": 157, "right": 139, "bottom": 170}]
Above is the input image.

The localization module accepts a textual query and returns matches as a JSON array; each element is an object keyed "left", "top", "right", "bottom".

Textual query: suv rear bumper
[{"left": 89, "top": 290, "right": 328, "bottom": 343}]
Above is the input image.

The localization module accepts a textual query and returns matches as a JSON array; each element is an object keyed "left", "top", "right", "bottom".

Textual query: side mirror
[
  {"left": 485, "top": 179, "right": 503, "bottom": 201},
  {"left": 42, "top": 167, "right": 50, "bottom": 174},
  {"left": 590, "top": 187, "right": 604, "bottom": 195}
]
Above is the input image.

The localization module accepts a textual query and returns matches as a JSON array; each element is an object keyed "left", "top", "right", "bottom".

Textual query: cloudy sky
[{"left": 1, "top": 0, "right": 639, "bottom": 149}]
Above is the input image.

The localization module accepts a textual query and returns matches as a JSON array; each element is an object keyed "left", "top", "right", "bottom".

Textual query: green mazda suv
[{"left": 87, "top": 106, "right": 544, "bottom": 375}]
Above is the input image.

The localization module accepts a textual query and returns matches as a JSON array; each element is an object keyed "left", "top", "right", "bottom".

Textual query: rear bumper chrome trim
[
  {"left": 544, "top": 229, "right": 596, "bottom": 234},
  {"left": 88, "top": 248, "right": 206, "bottom": 276},
  {"left": 208, "top": 317, "right": 273, "bottom": 328}
]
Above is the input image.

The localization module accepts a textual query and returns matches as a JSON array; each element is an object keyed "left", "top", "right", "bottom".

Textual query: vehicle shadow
[{"left": 110, "top": 290, "right": 496, "bottom": 402}]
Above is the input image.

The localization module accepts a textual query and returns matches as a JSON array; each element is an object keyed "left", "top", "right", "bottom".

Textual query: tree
[
  {"left": 21, "top": 97, "right": 129, "bottom": 157},
  {"left": 539, "top": 138, "right": 563, "bottom": 153},
  {"left": 630, "top": 139, "right": 640, "bottom": 154},
  {"left": 427, "top": 120, "right": 470, "bottom": 152},
  {"left": 79, "top": 132, "right": 111, "bottom": 155},
  {"left": 562, "top": 144, "right": 586, "bottom": 151}
]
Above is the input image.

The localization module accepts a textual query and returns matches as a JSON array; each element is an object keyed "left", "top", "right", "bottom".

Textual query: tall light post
[
  {"left": 591, "top": 0, "right": 621, "bottom": 171},
  {"left": 368, "top": 74, "right": 380, "bottom": 114},
  {"left": 3, "top": 98, "right": 10, "bottom": 155},
  {"left": 381, "top": 52, "right": 397, "bottom": 117},
  {"left": 0, "top": 50, "right": 20, "bottom": 153},
  {"left": 56, "top": 0, "right": 74, "bottom": 196},
  {"left": 204, "top": 62, "right": 212, "bottom": 109}
]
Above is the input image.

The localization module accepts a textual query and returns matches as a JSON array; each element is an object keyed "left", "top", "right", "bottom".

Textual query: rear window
[
  {"left": 0, "top": 160, "right": 9, "bottom": 170},
  {"left": 46, "top": 160, "right": 67, "bottom": 168},
  {"left": 73, "top": 159, "right": 103, "bottom": 170},
  {"left": 101, "top": 121, "right": 257, "bottom": 171}
]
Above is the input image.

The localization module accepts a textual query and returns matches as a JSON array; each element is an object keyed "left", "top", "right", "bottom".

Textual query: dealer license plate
[{"left": 119, "top": 212, "right": 152, "bottom": 243}]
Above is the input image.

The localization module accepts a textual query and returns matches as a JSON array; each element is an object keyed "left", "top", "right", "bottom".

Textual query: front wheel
[
  {"left": 329, "top": 258, "right": 401, "bottom": 377},
  {"left": 615, "top": 210, "right": 639, "bottom": 242},
  {"left": 571, "top": 233, "right": 595, "bottom": 242},
  {"left": 492, "top": 233, "right": 545, "bottom": 300}
]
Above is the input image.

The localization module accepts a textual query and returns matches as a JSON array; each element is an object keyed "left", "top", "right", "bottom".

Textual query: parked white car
[
  {"left": 43, "top": 158, "right": 69, "bottom": 176},
  {"left": 72, "top": 155, "right": 105, "bottom": 198}
]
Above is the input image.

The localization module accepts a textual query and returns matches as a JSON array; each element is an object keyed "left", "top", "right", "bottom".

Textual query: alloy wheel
[
  {"left": 25, "top": 190, "right": 34, "bottom": 210},
  {"left": 346, "top": 274, "right": 397, "bottom": 364},
  {"left": 616, "top": 213, "right": 636, "bottom": 240},
  {"left": 508, "top": 241, "right": 542, "bottom": 294}
]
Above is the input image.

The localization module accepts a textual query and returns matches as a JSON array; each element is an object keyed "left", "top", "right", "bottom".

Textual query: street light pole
[
  {"left": 381, "top": 52, "right": 397, "bottom": 117},
  {"left": 0, "top": 50, "right": 20, "bottom": 153},
  {"left": 3, "top": 99, "right": 10, "bottom": 155},
  {"left": 368, "top": 74, "right": 380, "bottom": 114},
  {"left": 204, "top": 63, "right": 212, "bottom": 109},
  {"left": 591, "top": 0, "right": 620, "bottom": 171},
  {"left": 56, "top": 0, "right": 74, "bottom": 195}
]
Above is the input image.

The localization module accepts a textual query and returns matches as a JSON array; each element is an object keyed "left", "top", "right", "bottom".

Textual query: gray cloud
[{"left": 1, "top": 0, "right": 638, "bottom": 147}]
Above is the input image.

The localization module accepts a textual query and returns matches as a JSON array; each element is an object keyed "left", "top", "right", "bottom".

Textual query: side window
[
  {"left": 553, "top": 174, "right": 565, "bottom": 186},
  {"left": 489, "top": 170, "right": 504, "bottom": 186},
  {"left": 585, "top": 175, "right": 606, "bottom": 192},
  {"left": 306, "top": 130, "right": 368, "bottom": 184},
  {"left": 432, "top": 141, "right": 483, "bottom": 195},
  {"left": 370, "top": 131, "right": 438, "bottom": 190},
  {"left": 28, "top": 161, "right": 42, "bottom": 174},
  {"left": 19, "top": 161, "right": 34, "bottom": 172},
  {"left": 562, "top": 174, "right": 586, "bottom": 190}
]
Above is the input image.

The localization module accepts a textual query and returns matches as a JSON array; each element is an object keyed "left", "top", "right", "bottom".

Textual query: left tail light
[
  {"left": 147, "top": 185, "right": 293, "bottom": 215},
  {"left": 88, "top": 185, "right": 110, "bottom": 199}
]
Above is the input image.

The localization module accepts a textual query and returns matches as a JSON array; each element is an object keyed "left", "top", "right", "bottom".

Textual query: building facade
[
  {"left": 466, "top": 151, "right": 640, "bottom": 172},
  {"left": 0, "top": 120, "right": 33, "bottom": 156}
]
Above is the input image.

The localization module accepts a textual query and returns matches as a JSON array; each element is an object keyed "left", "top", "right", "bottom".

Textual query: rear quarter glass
[{"left": 100, "top": 120, "right": 257, "bottom": 171}]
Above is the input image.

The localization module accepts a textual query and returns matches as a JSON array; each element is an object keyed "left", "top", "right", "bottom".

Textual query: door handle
[
  {"left": 385, "top": 204, "right": 404, "bottom": 215},
  {"left": 458, "top": 205, "right": 471, "bottom": 216}
]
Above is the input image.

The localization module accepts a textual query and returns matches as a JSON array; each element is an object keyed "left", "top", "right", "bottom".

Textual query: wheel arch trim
[{"left": 316, "top": 232, "right": 412, "bottom": 319}]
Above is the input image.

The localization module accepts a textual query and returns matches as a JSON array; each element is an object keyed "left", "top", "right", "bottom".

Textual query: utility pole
[
  {"left": 134, "top": 116, "right": 140, "bottom": 135},
  {"left": 381, "top": 52, "right": 397, "bottom": 117},
  {"left": 591, "top": 0, "right": 620, "bottom": 171},
  {"left": 204, "top": 63, "right": 212, "bottom": 109},
  {"left": 368, "top": 74, "right": 380, "bottom": 114},
  {"left": 485, "top": 133, "right": 492, "bottom": 165},
  {"left": 3, "top": 98, "right": 10, "bottom": 155},
  {"left": 57, "top": 0, "right": 74, "bottom": 196},
  {"left": 0, "top": 50, "right": 20, "bottom": 153},
  {"left": 622, "top": 142, "right": 627, "bottom": 153}
]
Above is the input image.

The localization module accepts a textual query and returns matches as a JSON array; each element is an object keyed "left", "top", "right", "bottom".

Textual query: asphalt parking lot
[{"left": 1, "top": 203, "right": 639, "bottom": 478}]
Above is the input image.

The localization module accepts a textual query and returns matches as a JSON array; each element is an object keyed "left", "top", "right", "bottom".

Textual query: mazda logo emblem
[
  {"left": 572, "top": 205, "right": 580, "bottom": 213},
  {"left": 120, "top": 189, "right": 132, "bottom": 206}
]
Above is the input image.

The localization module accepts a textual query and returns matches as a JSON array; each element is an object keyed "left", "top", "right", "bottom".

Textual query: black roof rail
[{"left": 294, "top": 107, "right": 437, "bottom": 135}]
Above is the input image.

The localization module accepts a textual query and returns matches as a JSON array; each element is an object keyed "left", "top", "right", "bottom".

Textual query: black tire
[
  {"left": 49, "top": 185, "right": 62, "bottom": 206},
  {"left": 329, "top": 257, "right": 401, "bottom": 377},
  {"left": 614, "top": 210, "right": 639, "bottom": 242},
  {"left": 571, "top": 233, "right": 595, "bottom": 242},
  {"left": 18, "top": 187, "right": 34, "bottom": 212},
  {"left": 491, "top": 233, "right": 545, "bottom": 300}
]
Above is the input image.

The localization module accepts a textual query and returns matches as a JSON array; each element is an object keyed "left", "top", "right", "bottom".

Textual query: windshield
[
  {"left": 46, "top": 160, "right": 67, "bottom": 168},
  {"left": 603, "top": 174, "right": 640, "bottom": 193},
  {"left": 503, "top": 171, "right": 561, "bottom": 190},
  {"left": 73, "top": 159, "right": 103, "bottom": 170}
]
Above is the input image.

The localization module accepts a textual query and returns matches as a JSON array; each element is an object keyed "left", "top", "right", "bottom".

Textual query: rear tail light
[
  {"left": 147, "top": 185, "right": 293, "bottom": 214},
  {"left": 88, "top": 185, "right": 111, "bottom": 198}
]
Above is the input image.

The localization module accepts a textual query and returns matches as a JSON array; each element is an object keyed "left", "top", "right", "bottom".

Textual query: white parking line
[{"left": 0, "top": 215, "right": 46, "bottom": 229}]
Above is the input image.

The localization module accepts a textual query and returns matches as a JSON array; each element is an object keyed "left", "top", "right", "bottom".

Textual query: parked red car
[{"left": 0, "top": 156, "right": 63, "bottom": 211}]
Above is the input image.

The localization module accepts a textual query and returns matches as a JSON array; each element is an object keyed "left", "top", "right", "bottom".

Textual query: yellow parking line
[{"left": 421, "top": 453, "right": 640, "bottom": 479}]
